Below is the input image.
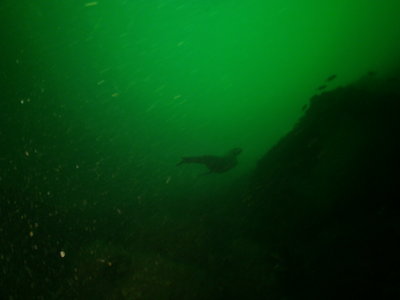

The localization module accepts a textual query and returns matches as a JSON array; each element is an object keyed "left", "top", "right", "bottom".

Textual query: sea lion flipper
[{"left": 177, "top": 157, "right": 191, "bottom": 166}]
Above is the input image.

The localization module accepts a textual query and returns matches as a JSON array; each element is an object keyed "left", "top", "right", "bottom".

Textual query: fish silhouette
[
  {"left": 325, "top": 74, "right": 337, "bottom": 82},
  {"left": 177, "top": 148, "right": 242, "bottom": 174}
]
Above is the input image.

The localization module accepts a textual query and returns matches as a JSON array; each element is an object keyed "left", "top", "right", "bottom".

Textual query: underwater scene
[{"left": 1, "top": 1, "right": 400, "bottom": 299}]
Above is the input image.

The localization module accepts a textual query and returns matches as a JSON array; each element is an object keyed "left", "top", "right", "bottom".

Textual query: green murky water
[{"left": 1, "top": 1, "right": 400, "bottom": 299}]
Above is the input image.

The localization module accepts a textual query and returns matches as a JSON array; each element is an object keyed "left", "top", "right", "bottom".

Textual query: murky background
[{"left": 1, "top": 1, "right": 400, "bottom": 299}]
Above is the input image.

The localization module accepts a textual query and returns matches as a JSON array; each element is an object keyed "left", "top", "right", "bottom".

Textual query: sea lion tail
[{"left": 177, "top": 157, "right": 187, "bottom": 166}]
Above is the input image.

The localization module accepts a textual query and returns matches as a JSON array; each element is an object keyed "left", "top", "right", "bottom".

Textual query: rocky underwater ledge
[{"left": 243, "top": 70, "right": 400, "bottom": 299}]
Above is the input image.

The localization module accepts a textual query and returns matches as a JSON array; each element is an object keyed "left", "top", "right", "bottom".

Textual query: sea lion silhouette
[{"left": 177, "top": 148, "right": 242, "bottom": 174}]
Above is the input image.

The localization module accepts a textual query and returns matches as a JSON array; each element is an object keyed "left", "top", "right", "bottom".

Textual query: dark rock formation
[{"left": 245, "top": 71, "right": 400, "bottom": 299}]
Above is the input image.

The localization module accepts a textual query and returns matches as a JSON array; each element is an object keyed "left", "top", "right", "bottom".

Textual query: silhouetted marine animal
[
  {"left": 325, "top": 74, "right": 337, "bottom": 82},
  {"left": 177, "top": 148, "right": 242, "bottom": 174}
]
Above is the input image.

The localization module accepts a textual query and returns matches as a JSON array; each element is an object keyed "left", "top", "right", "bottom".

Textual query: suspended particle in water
[{"left": 85, "top": 2, "right": 98, "bottom": 7}]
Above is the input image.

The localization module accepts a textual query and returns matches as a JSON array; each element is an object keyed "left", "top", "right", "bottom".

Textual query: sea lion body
[{"left": 177, "top": 148, "right": 242, "bottom": 174}]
